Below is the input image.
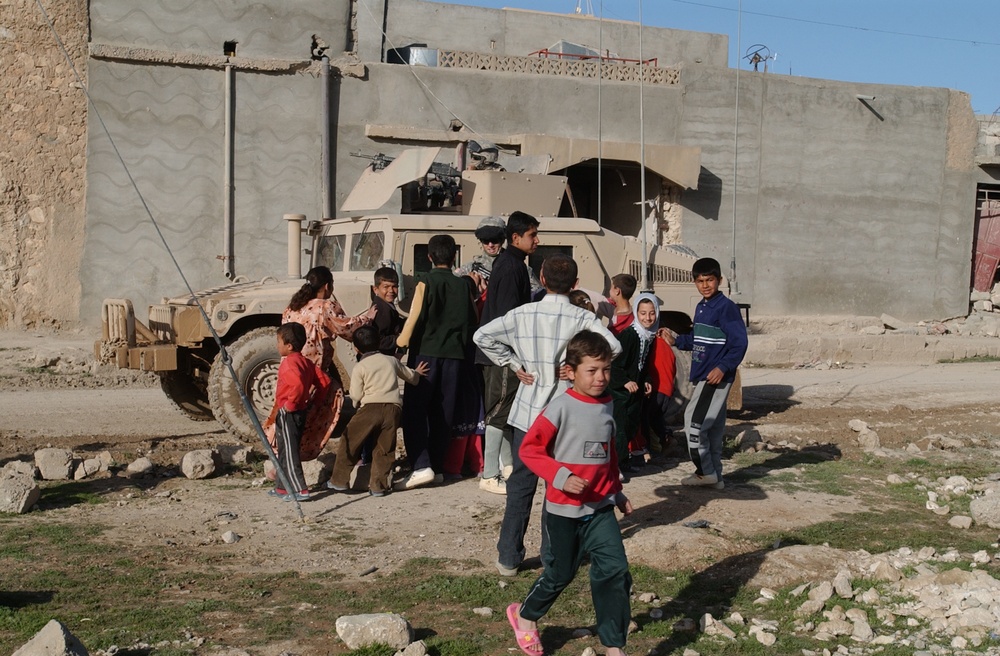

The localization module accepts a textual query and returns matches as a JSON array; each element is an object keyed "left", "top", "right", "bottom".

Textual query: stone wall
[{"left": 0, "top": 0, "right": 88, "bottom": 328}]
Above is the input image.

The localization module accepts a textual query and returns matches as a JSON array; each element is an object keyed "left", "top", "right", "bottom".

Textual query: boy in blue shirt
[{"left": 665, "top": 258, "right": 747, "bottom": 489}]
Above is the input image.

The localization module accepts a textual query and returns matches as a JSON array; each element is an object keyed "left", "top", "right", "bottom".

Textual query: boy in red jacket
[
  {"left": 267, "top": 322, "right": 330, "bottom": 501},
  {"left": 505, "top": 330, "right": 633, "bottom": 656}
]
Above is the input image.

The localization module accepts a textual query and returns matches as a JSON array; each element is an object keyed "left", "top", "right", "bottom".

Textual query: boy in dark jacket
[{"left": 666, "top": 257, "right": 748, "bottom": 489}]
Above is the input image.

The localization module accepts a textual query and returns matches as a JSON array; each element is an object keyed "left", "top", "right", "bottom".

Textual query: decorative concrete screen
[{"left": 437, "top": 50, "right": 679, "bottom": 86}]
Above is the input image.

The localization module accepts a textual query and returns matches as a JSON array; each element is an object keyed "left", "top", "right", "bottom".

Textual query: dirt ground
[{"left": 2, "top": 329, "right": 1000, "bottom": 581}]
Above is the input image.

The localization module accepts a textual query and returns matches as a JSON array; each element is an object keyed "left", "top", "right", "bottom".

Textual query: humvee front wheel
[
  {"left": 159, "top": 371, "right": 213, "bottom": 421},
  {"left": 208, "top": 327, "right": 280, "bottom": 441}
]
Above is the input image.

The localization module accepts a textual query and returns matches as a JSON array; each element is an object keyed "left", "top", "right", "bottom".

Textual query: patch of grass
[
  {"left": 39, "top": 481, "right": 105, "bottom": 507},
  {"left": 938, "top": 355, "right": 1000, "bottom": 363}
]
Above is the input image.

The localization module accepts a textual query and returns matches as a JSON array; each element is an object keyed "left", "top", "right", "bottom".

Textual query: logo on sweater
[{"left": 583, "top": 441, "right": 608, "bottom": 459}]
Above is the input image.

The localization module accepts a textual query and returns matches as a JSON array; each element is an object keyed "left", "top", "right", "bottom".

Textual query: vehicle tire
[
  {"left": 208, "top": 327, "right": 281, "bottom": 442},
  {"left": 159, "top": 371, "right": 213, "bottom": 421}
]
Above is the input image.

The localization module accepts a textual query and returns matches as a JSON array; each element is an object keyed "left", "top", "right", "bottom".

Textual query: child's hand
[
  {"left": 644, "top": 382, "right": 652, "bottom": 396},
  {"left": 558, "top": 363, "right": 572, "bottom": 380},
  {"left": 625, "top": 381, "right": 639, "bottom": 394},
  {"left": 657, "top": 327, "right": 675, "bottom": 345},
  {"left": 617, "top": 496, "right": 633, "bottom": 516},
  {"left": 706, "top": 367, "right": 724, "bottom": 385},
  {"left": 516, "top": 369, "right": 536, "bottom": 385},
  {"left": 415, "top": 361, "right": 430, "bottom": 377},
  {"left": 563, "top": 475, "right": 590, "bottom": 494}
]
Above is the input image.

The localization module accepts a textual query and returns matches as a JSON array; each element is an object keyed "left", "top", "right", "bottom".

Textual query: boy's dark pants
[
  {"left": 275, "top": 407, "right": 308, "bottom": 493},
  {"left": 520, "top": 505, "right": 632, "bottom": 649},
  {"left": 401, "top": 355, "right": 463, "bottom": 472},
  {"left": 331, "top": 403, "right": 401, "bottom": 494},
  {"left": 497, "top": 428, "right": 549, "bottom": 569}
]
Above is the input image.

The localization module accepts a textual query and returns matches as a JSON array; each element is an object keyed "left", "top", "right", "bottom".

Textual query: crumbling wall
[{"left": 0, "top": 0, "right": 88, "bottom": 328}]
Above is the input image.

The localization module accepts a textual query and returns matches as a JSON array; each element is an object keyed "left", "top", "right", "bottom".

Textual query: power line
[{"left": 664, "top": 0, "right": 1000, "bottom": 48}]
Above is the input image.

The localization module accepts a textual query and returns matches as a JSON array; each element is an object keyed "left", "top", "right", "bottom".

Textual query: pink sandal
[{"left": 506, "top": 603, "right": 543, "bottom": 655}]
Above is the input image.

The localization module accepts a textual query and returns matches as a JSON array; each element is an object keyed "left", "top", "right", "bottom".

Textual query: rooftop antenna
[
  {"left": 575, "top": 0, "right": 594, "bottom": 16},
  {"left": 744, "top": 44, "right": 776, "bottom": 73}
]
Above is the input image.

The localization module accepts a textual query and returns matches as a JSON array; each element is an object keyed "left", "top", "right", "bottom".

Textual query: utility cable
[{"left": 34, "top": 0, "right": 306, "bottom": 520}]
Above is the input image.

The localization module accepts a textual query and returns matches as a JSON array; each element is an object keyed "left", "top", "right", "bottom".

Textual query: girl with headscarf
[{"left": 609, "top": 292, "right": 660, "bottom": 474}]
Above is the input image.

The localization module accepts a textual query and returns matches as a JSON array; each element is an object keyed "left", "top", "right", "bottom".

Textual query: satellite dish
[{"left": 744, "top": 44, "right": 771, "bottom": 72}]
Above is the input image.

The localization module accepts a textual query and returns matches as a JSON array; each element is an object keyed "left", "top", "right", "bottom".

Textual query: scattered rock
[
  {"left": 35, "top": 447, "right": 73, "bottom": 480},
  {"left": 393, "top": 639, "right": 427, "bottom": 656},
  {"left": 880, "top": 313, "right": 908, "bottom": 330},
  {"left": 12, "top": 619, "right": 89, "bottom": 656},
  {"left": 74, "top": 458, "right": 102, "bottom": 481},
  {"left": 857, "top": 429, "right": 880, "bottom": 450},
  {"left": 672, "top": 618, "right": 696, "bottom": 633},
  {"left": 125, "top": 457, "right": 154, "bottom": 478},
  {"left": 734, "top": 428, "right": 763, "bottom": 452},
  {"left": 948, "top": 515, "right": 973, "bottom": 529},
  {"left": 221, "top": 531, "right": 240, "bottom": 544},
  {"left": 636, "top": 592, "right": 658, "bottom": 603},
  {"left": 181, "top": 450, "right": 219, "bottom": 480},
  {"left": 580, "top": 648, "right": 596, "bottom": 656},
  {"left": 0, "top": 470, "right": 41, "bottom": 514},
  {"left": 471, "top": 607, "right": 492, "bottom": 617},
  {"left": 970, "top": 496, "right": 1000, "bottom": 528},
  {"left": 847, "top": 419, "right": 869, "bottom": 432},
  {"left": 833, "top": 569, "right": 853, "bottom": 598},
  {"left": 3, "top": 460, "right": 37, "bottom": 479},
  {"left": 886, "top": 474, "right": 904, "bottom": 485},
  {"left": 335, "top": 613, "right": 412, "bottom": 650},
  {"left": 571, "top": 628, "right": 592, "bottom": 638},
  {"left": 217, "top": 444, "right": 252, "bottom": 466}
]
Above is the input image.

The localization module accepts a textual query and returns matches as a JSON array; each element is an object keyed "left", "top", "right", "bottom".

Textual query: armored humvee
[{"left": 98, "top": 147, "right": 711, "bottom": 441}]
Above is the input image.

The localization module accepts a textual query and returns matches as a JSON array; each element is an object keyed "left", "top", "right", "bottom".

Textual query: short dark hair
[
  {"left": 352, "top": 324, "right": 380, "bottom": 354},
  {"left": 611, "top": 273, "right": 637, "bottom": 300},
  {"left": 278, "top": 322, "right": 306, "bottom": 352},
  {"left": 374, "top": 267, "right": 398, "bottom": 286},
  {"left": 566, "top": 330, "right": 613, "bottom": 369},
  {"left": 506, "top": 211, "right": 540, "bottom": 242},
  {"left": 568, "top": 289, "right": 595, "bottom": 313},
  {"left": 428, "top": 234, "right": 457, "bottom": 266},
  {"left": 540, "top": 254, "right": 578, "bottom": 294},
  {"left": 692, "top": 257, "right": 722, "bottom": 280}
]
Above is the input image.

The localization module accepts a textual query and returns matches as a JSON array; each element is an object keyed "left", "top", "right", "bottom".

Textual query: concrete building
[{"left": 3, "top": 0, "right": 993, "bottom": 326}]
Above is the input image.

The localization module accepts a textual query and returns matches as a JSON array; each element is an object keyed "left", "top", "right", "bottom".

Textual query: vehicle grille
[
  {"left": 148, "top": 305, "right": 176, "bottom": 341},
  {"left": 101, "top": 299, "right": 135, "bottom": 345},
  {"left": 629, "top": 260, "right": 690, "bottom": 285}
]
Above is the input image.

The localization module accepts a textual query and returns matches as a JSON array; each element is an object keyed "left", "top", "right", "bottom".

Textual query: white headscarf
[{"left": 630, "top": 292, "right": 661, "bottom": 370}]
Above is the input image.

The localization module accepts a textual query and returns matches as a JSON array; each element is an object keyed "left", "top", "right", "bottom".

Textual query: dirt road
[{"left": 2, "top": 331, "right": 1000, "bottom": 578}]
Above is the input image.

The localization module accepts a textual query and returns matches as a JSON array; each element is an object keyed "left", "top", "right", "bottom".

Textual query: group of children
[{"left": 267, "top": 236, "right": 748, "bottom": 656}]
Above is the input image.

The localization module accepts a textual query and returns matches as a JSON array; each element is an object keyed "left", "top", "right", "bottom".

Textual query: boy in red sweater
[
  {"left": 506, "top": 330, "right": 633, "bottom": 656},
  {"left": 267, "top": 322, "right": 330, "bottom": 501}
]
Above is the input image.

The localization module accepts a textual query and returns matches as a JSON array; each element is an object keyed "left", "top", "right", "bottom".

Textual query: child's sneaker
[
  {"left": 267, "top": 488, "right": 288, "bottom": 497},
  {"left": 285, "top": 490, "right": 312, "bottom": 502},
  {"left": 393, "top": 467, "right": 435, "bottom": 491},
  {"left": 712, "top": 479, "right": 726, "bottom": 490},
  {"left": 479, "top": 474, "right": 507, "bottom": 495},
  {"left": 325, "top": 480, "right": 349, "bottom": 492},
  {"left": 369, "top": 489, "right": 389, "bottom": 497},
  {"left": 681, "top": 473, "right": 719, "bottom": 486}
]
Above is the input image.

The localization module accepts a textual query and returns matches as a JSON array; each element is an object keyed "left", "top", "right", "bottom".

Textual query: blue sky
[{"left": 431, "top": 0, "right": 1000, "bottom": 115}]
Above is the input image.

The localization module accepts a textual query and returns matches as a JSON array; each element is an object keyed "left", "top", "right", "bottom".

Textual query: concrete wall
[
  {"left": 373, "top": 0, "right": 726, "bottom": 67},
  {"left": 66, "top": 0, "right": 985, "bottom": 325},
  {"left": 0, "top": 0, "right": 88, "bottom": 328},
  {"left": 91, "top": 0, "right": 353, "bottom": 58},
  {"left": 678, "top": 69, "right": 977, "bottom": 321}
]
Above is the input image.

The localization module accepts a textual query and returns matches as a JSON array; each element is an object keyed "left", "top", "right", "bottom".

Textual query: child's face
[
  {"left": 569, "top": 355, "right": 612, "bottom": 398},
  {"left": 276, "top": 334, "right": 293, "bottom": 357},
  {"left": 373, "top": 280, "right": 398, "bottom": 303},
  {"left": 694, "top": 274, "right": 720, "bottom": 299},
  {"left": 636, "top": 300, "right": 657, "bottom": 329}
]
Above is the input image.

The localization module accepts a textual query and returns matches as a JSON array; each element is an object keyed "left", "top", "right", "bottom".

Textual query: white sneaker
[
  {"left": 479, "top": 475, "right": 507, "bottom": 495},
  {"left": 713, "top": 480, "right": 726, "bottom": 490},
  {"left": 393, "top": 467, "right": 435, "bottom": 491},
  {"left": 496, "top": 560, "right": 519, "bottom": 577},
  {"left": 502, "top": 465, "right": 513, "bottom": 479},
  {"left": 681, "top": 473, "right": 719, "bottom": 486}
]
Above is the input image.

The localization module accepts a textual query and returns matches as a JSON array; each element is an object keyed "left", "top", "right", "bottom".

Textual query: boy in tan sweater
[{"left": 327, "top": 325, "right": 427, "bottom": 496}]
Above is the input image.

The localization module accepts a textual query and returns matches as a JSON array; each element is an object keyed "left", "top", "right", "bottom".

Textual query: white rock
[
  {"left": 217, "top": 444, "right": 252, "bottom": 466},
  {"left": 221, "top": 531, "right": 240, "bottom": 544},
  {"left": 752, "top": 629, "right": 776, "bottom": 646},
  {"left": 833, "top": 570, "right": 854, "bottom": 598},
  {"left": 948, "top": 515, "right": 972, "bottom": 529},
  {"left": 886, "top": 474, "right": 904, "bottom": 485},
  {"left": 580, "top": 648, "right": 596, "bottom": 656},
  {"left": 857, "top": 429, "right": 880, "bottom": 450},
  {"left": 126, "top": 457, "right": 155, "bottom": 478},
  {"left": 637, "top": 592, "right": 658, "bottom": 603},
  {"left": 181, "top": 450, "right": 218, "bottom": 480},
  {"left": 970, "top": 496, "right": 1000, "bottom": 528},
  {"left": 3, "top": 460, "right": 37, "bottom": 478},
  {"left": 74, "top": 458, "right": 102, "bottom": 481},
  {"left": 35, "top": 448, "right": 74, "bottom": 480},
  {"left": 760, "top": 588, "right": 777, "bottom": 600},
  {"left": 848, "top": 419, "right": 869, "bottom": 432},
  {"left": 951, "top": 636, "right": 968, "bottom": 649},
  {"left": 973, "top": 550, "right": 991, "bottom": 564},
  {"left": 471, "top": 607, "right": 492, "bottom": 617},
  {"left": 335, "top": 613, "right": 413, "bottom": 650},
  {"left": 0, "top": 471, "right": 41, "bottom": 514},
  {"left": 12, "top": 619, "right": 89, "bottom": 656},
  {"left": 394, "top": 639, "right": 427, "bottom": 656}
]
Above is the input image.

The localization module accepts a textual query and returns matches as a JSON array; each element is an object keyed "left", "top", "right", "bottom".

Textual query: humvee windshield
[
  {"left": 350, "top": 232, "right": 385, "bottom": 271},
  {"left": 315, "top": 234, "right": 346, "bottom": 271}
]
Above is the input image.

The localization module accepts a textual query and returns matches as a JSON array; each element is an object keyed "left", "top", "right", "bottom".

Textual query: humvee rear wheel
[
  {"left": 159, "top": 371, "right": 213, "bottom": 421},
  {"left": 208, "top": 327, "right": 280, "bottom": 441}
]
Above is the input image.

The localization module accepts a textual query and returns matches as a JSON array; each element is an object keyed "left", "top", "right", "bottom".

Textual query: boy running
[{"left": 506, "top": 330, "right": 633, "bottom": 656}]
